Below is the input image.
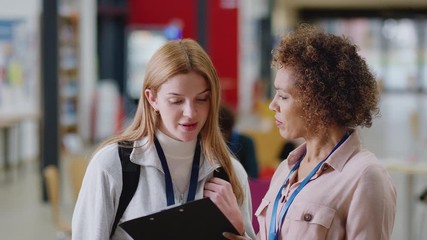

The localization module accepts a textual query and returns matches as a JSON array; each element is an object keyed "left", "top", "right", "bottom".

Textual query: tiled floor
[
  {"left": 1, "top": 92, "right": 427, "bottom": 240},
  {"left": 0, "top": 163, "right": 69, "bottom": 240}
]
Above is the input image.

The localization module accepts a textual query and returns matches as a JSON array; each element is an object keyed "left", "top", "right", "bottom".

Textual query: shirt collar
[
  {"left": 286, "top": 129, "right": 361, "bottom": 172},
  {"left": 326, "top": 129, "right": 361, "bottom": 172}
]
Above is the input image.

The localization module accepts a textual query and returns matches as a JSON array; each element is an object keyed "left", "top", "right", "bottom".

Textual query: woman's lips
[{"left": 180, "top": 122, "right": 197, "bottom": 131}]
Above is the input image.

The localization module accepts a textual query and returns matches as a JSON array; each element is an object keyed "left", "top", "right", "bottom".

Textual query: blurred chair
[
  {"left": 68, "top": 156, "right": 87, "bottom": 201},
  {"left": 44, "top": 157, "right": 88, "bottom": 239},
  {"left": 43, "top": 165, "right": 71, "bottom": 238}
]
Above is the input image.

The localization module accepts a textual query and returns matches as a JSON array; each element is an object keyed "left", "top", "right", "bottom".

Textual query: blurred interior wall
[
  {"left": 272, "top": 0, "right": 427, "bottom": 38},
  {"left": 0, "top": 0, "right": 41, "bottom": 167}
]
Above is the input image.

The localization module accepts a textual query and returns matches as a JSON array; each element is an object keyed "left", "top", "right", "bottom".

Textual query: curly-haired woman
[{"left": 224, "top": 24, "right": 396, "bottom": 240}]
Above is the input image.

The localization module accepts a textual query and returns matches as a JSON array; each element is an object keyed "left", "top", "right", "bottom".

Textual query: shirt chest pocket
[{"left": 284, "top": 202, "right": 336, "bottom": 239}]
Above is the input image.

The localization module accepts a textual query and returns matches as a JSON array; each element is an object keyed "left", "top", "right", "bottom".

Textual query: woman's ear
[{"left": 145, "top": 89, "right": 158, "bottom": 110}]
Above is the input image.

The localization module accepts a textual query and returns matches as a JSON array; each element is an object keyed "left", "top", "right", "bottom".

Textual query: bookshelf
[{"left": 58, "top": 7, "right": 80, "bottom": 149}]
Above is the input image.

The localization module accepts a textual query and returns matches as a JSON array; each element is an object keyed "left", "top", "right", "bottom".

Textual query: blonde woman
[{"left": 72, "top": 39, "right": 256, "bottom": 239}]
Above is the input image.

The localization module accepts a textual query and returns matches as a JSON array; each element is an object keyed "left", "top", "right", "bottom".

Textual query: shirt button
[{"left": 304, "top": 213, "right": 313, "bottom": 222}]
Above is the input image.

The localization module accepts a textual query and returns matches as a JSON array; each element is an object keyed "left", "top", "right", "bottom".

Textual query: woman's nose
[
  {"left": 269, "top": 98, "right": 277, "bottom": 112},
  {"left": 183, "top": 102, "right": 196, "bottom": 117}
]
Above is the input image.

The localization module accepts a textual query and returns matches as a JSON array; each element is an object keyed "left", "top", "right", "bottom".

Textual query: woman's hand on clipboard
[{"left": 204, "top": 177, "right": 244, "bottom": 235}]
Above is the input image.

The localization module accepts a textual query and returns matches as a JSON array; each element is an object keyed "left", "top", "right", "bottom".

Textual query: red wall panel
[
  {"left": 128, "top": 0, "right": 197, "bottom": 39},
  {"left": 207, "top": 0, "right": 239, "bottom": 109},
  {"left": 128, "top": 0, "right": 239, "bottom": 109}
]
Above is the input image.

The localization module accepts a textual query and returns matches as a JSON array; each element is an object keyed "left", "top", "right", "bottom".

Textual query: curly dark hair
[{"left": 272, "top": 24, "right": 380, "bottom": 134}]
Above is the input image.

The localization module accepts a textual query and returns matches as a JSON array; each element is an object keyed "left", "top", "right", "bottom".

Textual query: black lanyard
[{"left": 153, "top": 136, "right": 201, "bottom": 206}]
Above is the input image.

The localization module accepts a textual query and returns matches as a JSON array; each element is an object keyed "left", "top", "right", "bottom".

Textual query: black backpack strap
[
  {"left": 213, "top": 166, "right": 229, "bottom": 182},
  {"left": 110, "top": 141, "right": 140, "bottom": 237}
]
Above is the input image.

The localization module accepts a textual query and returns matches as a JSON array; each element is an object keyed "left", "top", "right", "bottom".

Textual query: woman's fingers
[
  {"left": 204, "top": 177, "right": 244, "bottom": 234},
  {"left": 204, "top": 177, "right": 235, "bottom": 208}
]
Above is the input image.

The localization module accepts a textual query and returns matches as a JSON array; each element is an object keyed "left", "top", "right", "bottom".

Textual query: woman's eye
[
  {"left": 275, "top": 91, "right": 288, "bottom": 100},
  {"left": 196, "top": 98, "right": 208, "bottom": 102},
  {"left": 169, "top": 99, "right": 183, "bottom": 104}
]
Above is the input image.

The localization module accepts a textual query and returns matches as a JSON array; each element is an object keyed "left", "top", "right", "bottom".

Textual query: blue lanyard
[
  {"left": 153, "top": 136, "right": 201, "bottom": 206},
  {"left": 268, "top": 131, "right": 350, "bottom": 240}
]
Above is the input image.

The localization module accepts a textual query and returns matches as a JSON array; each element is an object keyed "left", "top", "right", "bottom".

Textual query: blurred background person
[{"left": 219, "top": 104, "right": 259, "bottom": 179}]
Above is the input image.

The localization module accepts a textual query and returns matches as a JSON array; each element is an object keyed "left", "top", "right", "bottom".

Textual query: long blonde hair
[{"left": 99, "top": 39, "right": 244, "bottom": 204}]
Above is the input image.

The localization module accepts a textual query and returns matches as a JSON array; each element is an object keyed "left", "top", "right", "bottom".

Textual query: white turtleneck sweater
[{"left": 155, "top": 130, "right": 196, "bottom": 196}]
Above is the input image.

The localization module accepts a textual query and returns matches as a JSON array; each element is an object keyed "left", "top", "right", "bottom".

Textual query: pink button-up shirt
[{"left": 255, "top": 131, "right": 396, "bottom": 240}]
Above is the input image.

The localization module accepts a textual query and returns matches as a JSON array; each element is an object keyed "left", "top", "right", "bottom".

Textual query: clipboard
[{"left": 119, "top": 197, "right": 239, "bottom": 240}]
